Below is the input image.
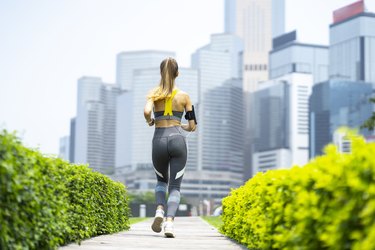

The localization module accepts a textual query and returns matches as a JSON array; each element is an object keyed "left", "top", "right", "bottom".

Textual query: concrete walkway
[{"left": 60, "top": 217, "right": 246, "bottom": 250}]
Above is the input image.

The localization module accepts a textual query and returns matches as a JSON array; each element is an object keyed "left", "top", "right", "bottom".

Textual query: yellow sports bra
[{"left": 153, "top": 89, "right": 183, "bottom": 122}]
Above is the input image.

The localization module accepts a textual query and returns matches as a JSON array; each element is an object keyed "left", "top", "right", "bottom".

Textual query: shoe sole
[
  {"left": 151, "top": 216, "right": 163, "bottom": 233},
  {"left": 164, "top": 231, "right": 175, "bottom": 238}
]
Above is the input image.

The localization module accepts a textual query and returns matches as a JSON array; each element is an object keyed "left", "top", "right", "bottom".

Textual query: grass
[
  {"left": 129, "top": 217, "right": 149, "bottom": 225},
  {"left": 201, "top": 216, "right": 223, "bottom": 229}
]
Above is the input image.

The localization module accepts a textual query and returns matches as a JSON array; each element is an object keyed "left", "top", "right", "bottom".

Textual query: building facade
[
  {"left": 69, "top": 117, "right": 76, "bottom": 163},
  {"left": 270, "top": 30, "right": 329, "bottom": 84},
  {"left": 225, "top": 0, "right": 285, "bottom": 92},
  {"left": 309, "top": 79, "right": 373, "bottom": 157},
  {"left": 74, "top": 76, "right": 120, "bottom": 175},
  {"left": 116, "top": 50, "right": 175, "bottom": 91},
  {"left": 59, "top": 135, "right": 70, "bottom": 161},
  {"left": 190, "top": 33, "right": 245, "bottom": 204},
  {"left": 251, "top": 73, "right": 313, "bottom": 174},
  {"left": 330, "top": 1, "right": 375, "bottom": 83},
  {"left": 244, "top": 30, "right": 328, "bottom": 179}
]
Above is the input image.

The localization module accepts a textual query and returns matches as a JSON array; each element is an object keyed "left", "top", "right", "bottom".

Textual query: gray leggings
[{"left": 152, "top": 126, "right": 187, "bottom": 218}]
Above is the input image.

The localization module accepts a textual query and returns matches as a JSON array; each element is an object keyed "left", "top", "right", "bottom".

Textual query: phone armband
[{"left": 185, "top": 105, "right": 197, "bottom": 125}]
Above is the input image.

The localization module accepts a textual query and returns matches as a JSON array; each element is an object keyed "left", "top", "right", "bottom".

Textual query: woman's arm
[
  {"left": 181, "top": 94, "right": 196, "bottom": 132},
  {"left": 144, "top": 98, "right": 154, "bottom": 126}
]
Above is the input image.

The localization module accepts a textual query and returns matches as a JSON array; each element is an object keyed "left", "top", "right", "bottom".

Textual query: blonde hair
[{"left": 147, "top": 57, "right": 179, "bottom": 101}]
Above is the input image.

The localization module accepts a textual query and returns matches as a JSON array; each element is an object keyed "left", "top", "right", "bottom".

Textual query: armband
[{"left": 185, "top": 105, "right": 197, "bottom": 125}]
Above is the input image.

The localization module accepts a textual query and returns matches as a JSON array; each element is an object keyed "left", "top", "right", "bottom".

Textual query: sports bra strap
[{"left": 163, "top": 89, "right": 179, "bottom": 116}]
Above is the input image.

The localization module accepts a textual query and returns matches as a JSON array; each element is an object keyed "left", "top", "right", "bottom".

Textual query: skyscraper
[
  {"left": 58, "top": 135, "right": 70, "bottom": 161},
  {"left": 189, "top": 33, "right": 244, "bottom": 204},
  {"left": 330, "top": 0, "right": 375, "bottom": 82},
  {"left": 243, "top": 30, "right": 329, "bottom": 179},
  {"left": 251, "top": 73, "right": 313, "bottom": 174},
  {"left": 309, "top": 80, "right": 373, "bottom": 157},
  {"left": 116, "top": 51, "right": 174, "bottom": 91},
  {"left": 69, "top": 117, "right": 76, "bottom": 163},
  {"left": 74, "top": 77, "right": 120, "bottom": 175},
  {"left": 270, "top": 30, "right": 329, "bottom": 84},
  {"left": 225, "top": 0, "right": 285, "bottom": 92},
  {"left": 308, "top": 0, "right": 375, "bottom": 158}
]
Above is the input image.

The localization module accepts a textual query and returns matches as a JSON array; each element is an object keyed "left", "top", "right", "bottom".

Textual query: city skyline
[{"left": 1, "top": 0, "right": 375, "bottom": 154}]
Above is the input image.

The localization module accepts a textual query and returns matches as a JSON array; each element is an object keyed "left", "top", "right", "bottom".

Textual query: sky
[{"left": 1, "top": 0, "right": 375, "bottom": 155}]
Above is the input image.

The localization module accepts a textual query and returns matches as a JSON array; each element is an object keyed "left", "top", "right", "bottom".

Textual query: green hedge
[
  {"left": 221, "top": 132, "right": 375, "bottom": 249},
  {"left": 0, "top": 130, "right": 130, "bottom": 249}
]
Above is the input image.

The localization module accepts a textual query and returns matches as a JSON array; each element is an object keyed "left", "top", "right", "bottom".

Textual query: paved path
[{"left": 60, "top": 216, "right": 246, "bottom": 250}]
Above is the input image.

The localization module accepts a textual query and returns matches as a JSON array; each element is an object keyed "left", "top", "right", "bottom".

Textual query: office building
[
  {"left": 116, "top": 51, "right": 174, "bottom": 91},
  {"left": 74, "top": 76, "right": 120, "bottom": 175},
  {"left": 69, "top": 117, "right": 76, "bottom": 163},
  {"left": 59, "top": 135, "right": 70, "bottom": 161},
  {"left": 189, "top": 33, "right": 244, "bottom": 204},
  {"left": 309, "top": 79, "right": 373, "bottom": 157},
  {"left": 225, "top": 0, "right": 285, "bottom": 92},
  {"left": 330, "top": 0, "right": 375, "bottom": 83},
  {"left": 251, "top": 73, "right": 313, "bottom": 174},
  {"left": 270, "top": 30, "right": 329, "bottom": 84},
  {"left": 244, "top": 30, "right": 329, "bottom": 179}
]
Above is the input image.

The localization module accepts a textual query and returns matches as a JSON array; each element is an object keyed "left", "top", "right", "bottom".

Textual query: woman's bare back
[{"left": 153, "top": 90, "right": 187, "bottom": 128}]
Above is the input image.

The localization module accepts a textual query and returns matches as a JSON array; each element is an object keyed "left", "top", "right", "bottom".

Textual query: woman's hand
[
  {"left": 148, "top": 118, "right": 155, "bottom": 126},
  {"left": 181, "top": 124, "right": 189, "bottom": 131},
  {"left": 181, "top": 123, "right": 196, "bottom": 131}
]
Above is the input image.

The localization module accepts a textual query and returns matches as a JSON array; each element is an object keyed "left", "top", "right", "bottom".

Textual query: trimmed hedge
[
  {"left": 221, "top": 132, "right": 375, "bottom": 249},
  {"left": 0, "top": 130, "right": 130, "bottom": 249}
]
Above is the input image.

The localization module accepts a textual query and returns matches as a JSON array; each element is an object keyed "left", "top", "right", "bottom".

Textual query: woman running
[{"left": 144, "top": 57, "right": 197, "bottom": 238}]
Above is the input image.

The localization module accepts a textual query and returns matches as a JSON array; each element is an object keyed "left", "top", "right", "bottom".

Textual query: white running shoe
[
  {"left": 151, "top": 209, "right": 164, "bottom": 233},
  {"left": 164, "top": 221, "right": 175, "bottom": 238}
]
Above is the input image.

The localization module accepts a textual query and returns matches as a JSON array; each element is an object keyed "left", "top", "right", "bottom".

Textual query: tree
[{"left": 361, "top": 97, "right": 375, "bottom": 131}]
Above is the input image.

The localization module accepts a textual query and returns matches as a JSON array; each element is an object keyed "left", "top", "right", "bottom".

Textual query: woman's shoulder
[{"left": 176, "top": 89, "right": 189, "bottom": 97}]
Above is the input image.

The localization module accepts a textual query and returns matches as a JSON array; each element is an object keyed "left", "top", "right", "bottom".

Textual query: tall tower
[
  {"left": 116, "top": 51, "right": 174, "bottom": 91},
  {"left": 190, "top": 33, "right": 244, "bottom": 204},
  {"left": 309, "top": 0, "right": 375, "bottom": 159},
  {"left": 225, "top": 0, "right": 285, "bottom": 92},
  {"left": 251, "top": 73, "right": 313, "bottom": 175},
  {"left": 74, "top": 77, "right": 120, "bottom": 175},
  {"left": 329, "top": 0, "right": 375, "bottom": 83}
]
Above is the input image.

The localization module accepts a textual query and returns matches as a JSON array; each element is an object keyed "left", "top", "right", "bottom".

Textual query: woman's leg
[
  {"left": 166, "top": 135, "right": 187, "bottom": 219},
  {"left": 152, "top": 137, "right": 170, "bottom": 208},
  {"left": 151, "top": 136, "right": 170, "bottom": 233}
]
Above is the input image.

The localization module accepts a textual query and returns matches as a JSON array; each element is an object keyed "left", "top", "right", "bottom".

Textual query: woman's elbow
[{"left": 144, "top": 109, "right": 151, "bottom": 118}]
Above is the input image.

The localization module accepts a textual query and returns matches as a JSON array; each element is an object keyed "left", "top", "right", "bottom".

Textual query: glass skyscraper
[
  {"left": 309, "top": 79, "right": 373, "bottom": 157},
  {"left": 251, "top": 73, "right": 313, "bottom": 174},
  {"left": 116, "top": 50, "right": 175, "bottom": 91},
  {"left": 225, "top": 0, "right": 285, "bottom": 92},
  {"left": 308, "top": 2, "right": 375, "bottom": 158},
  {"left": 74, "top": 76, "right": 120, "bottom": 175},
  {"left": 189, "top": 33, "right": 244, "bottom": 204},
  {"left": 330, "top": 3, "right": 375, "bottom": 82},
  {"left": 58, "top": 135, "right": 70, "bottom": 161}
]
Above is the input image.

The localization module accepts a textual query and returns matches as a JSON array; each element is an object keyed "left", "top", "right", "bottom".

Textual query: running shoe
[
  {"left": 163, "top": 221, "right": 175, "bottom": 238},
  {"left": 151, "top": 209, "right": 164, "bottom": 233}
]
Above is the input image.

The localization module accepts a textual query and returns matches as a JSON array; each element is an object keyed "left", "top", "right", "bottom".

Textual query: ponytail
[{"left": 148, "top": 57, "right": 179, "bottom": 101}]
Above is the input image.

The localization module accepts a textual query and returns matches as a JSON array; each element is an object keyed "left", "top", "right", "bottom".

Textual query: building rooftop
[{"left": 330, "top": 0, "right": 375, "bottom": 27}]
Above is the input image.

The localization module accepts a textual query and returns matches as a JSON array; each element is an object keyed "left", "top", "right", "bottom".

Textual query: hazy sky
[{"left": 1, "top": 0, "right": 375, "bottom": 155}]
